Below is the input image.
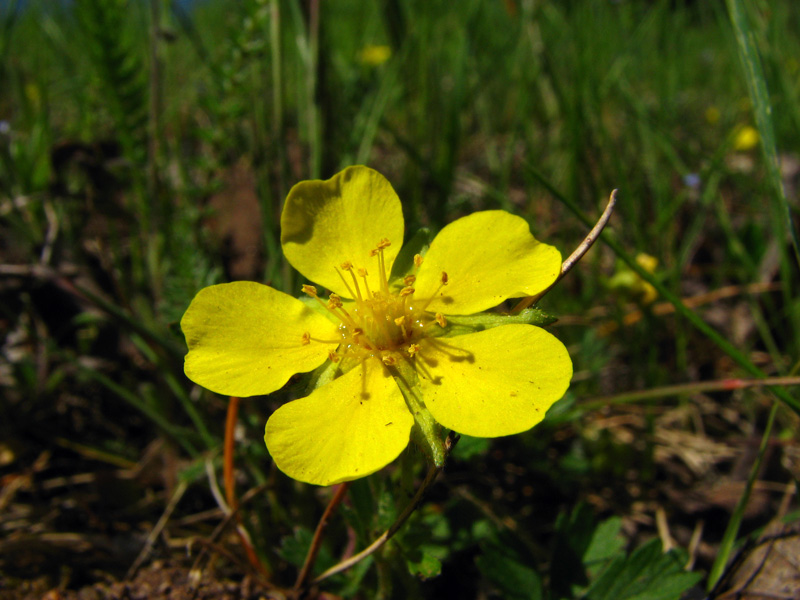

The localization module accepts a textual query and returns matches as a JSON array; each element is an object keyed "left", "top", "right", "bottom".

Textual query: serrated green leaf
[
  {"left": 585, "top": 539, "right": 701, "bottom": 600},
  {"left": 584, "top": 517, "right": 625, "bottom": 565}
]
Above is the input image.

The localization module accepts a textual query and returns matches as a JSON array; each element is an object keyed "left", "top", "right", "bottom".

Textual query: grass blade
[{"left": 725, "top": 0, "right": 800, "bottom": 269}]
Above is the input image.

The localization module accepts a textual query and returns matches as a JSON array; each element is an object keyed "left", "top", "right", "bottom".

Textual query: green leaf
[
  {"left": 584, "top": 539, "right": 701, "bottom": 600},
  {"left": 476, "top": 540, "right": 543, "bottom": 600},
  {"left": 404, "top": 547, "right": 443, "bottom": 580},
  {"left": 451, "top": 434, "right": 490, "bottom": 460}
]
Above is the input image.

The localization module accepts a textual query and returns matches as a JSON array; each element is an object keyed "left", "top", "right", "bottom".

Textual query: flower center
[{"left": 301, "top": 239, "right": 448, "bottom": 366}]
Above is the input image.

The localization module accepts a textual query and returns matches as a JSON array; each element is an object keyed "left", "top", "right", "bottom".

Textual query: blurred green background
[{"left": 1, "top": 0, "right": 799, "bottom": 598}]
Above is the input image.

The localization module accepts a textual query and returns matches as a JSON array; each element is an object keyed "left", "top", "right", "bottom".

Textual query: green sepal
[
  {"left": 427, "top": 307, "right": 558, "bottom": 338},
  {"left": 305, "top": 358, "right": 340, "bottom": 394},
  {"left": 390, "top": 358, "right": 446, "bottom": 467},
  {"left": 389, "top": 227, "right": 433, "bottom": 284}
]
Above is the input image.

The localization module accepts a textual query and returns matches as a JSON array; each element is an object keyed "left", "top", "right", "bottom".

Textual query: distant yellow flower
[
  {"left": 359, "top": 44, "right": 391, "bottom": 66},
  {"left": 181, "top": 166, "right": 572, "bottom": 485},
  {"left": 732, "top": 125, "right": 759, "bottom": 151},
  {"left": 608, "top": 253, "right": 659, "bottom": 305}
]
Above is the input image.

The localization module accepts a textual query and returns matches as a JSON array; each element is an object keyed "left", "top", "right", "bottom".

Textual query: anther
[
  {"left": 340, "top": 261, "right": 353, "bottom": 271},
  {"left": 394, "top": 316, "right": 406, "bottom": 327},
  {"left": 403, "top": 275, "right": 416, "bottom": 286},
  {"left": 382, "top": 354, "right": 397, "bottom": 366},
  {"left": 302, "top": 284, "right": 318, "bottom": 297},
  {"left": 413, "top": 254, "right": 424, "bottom": 268},
  {"left": 328, "top": 294, "right": 343, "bottom": 309},
  {"left": 301, "top": 332, "right": 311, "bottom": 345},
  {"left": 441, "top": 271, "right": 449, "bottom": 285},
  {"left": 328, "top": 351, "right": 340, "bottom": 363},
  {"left": 407, "top": 343, "right": 420, "bottom": 356},
  {"left": 357, "top": 268, "right": 368, "bottom": 277},
  {"left": 399, "top": 286, "right": 415, "bottom": 297},
  {"left": 377, "top": 238, "right": 391, "bottom": 250},
  {"left": 435, "top": 313, "right": 447, "bottom": 328}
]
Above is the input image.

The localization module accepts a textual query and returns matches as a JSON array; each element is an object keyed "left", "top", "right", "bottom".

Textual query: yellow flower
[
  {"left": 607, "top": 253, "right": 659, "bottom": 305},
  {"left": 732, "top": 125, "right": 759, "bottom": 151},
  {"left": 181, "top": 166, "right": 572, "bottom": 486},
  {"left": 359, "top": 44, "right": 391, "bottom": 67}
]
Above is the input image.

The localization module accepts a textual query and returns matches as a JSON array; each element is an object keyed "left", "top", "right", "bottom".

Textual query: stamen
[
  {"left": 407, "top": 343, "right": 420, "bottom": 356},
  {"left": 302, "top": 284, "right": 318, "bottom": 297},
  {"left": 328, "top": 294, "right": 343, "bottom": 309},
  {"left": 328, "top": 351, "right": 340, "bottom": 363},
  {"left": 382, "top": 354, "right": 397, "bottom": 366},
  {"left": 375, "top": 239, "right": 391, "bottom": 294},
  {"left": 334, "top": 266, "right": 357, "bottom": 299},
  {"left": 418, "top": 273, "right": 451, "bottom": 311},
  {"left": 435, "top": 313, "right": 447, "bottom": 328},
  {"left": 358, "top": 268, "right": 372, "bottom": 298},
  {"left": 301, "top": 332, "right": 311, "bottom": 346},
  {"left": 340, "top": 261, "right": 363, "bottom": 302},
  {"left": 394, "top": 314, "right": 409, "bottom": 339},
  {"left": 403, "top": 275, "right": 416, "bottom": 286},
  {"left": 413, "top": 254, "right": 424, "bottom": 268},
  {"left": 399, "top": 286, "right": 415, "bottom": 297}
]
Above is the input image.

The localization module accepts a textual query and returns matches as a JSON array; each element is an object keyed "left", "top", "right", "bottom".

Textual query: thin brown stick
[
  {"left": 514, "top": 189, "right": 618, "bottom": 312},
  {"left": 293, "top": 482, "right": 351, "bottom": 595},
  {"left": 580, "top": 375, "right": 800, "bottom": 411},
  {"left": 310, "top": 432, "right": 458, "bottom": 586}
]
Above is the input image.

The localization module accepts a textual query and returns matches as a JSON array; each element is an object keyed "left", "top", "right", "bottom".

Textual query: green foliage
[
  {"left": 74, "top": 0, "right": 148, "bottom": 162},
  {"left": 477, "top": 507, "right": 700, "bottom": 600}
]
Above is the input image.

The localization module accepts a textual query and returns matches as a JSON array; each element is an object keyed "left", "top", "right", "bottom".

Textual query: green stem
[{"left": 707, "top": 401, "right": 778, "bottom": 591}]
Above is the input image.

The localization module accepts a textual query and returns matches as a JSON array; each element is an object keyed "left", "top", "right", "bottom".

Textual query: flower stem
[
  {"left": 310, "top": 432, "right": 459, "bottom": 586},
  {"left": 293, "top": 482, "right": 351, "bottom": 596}
]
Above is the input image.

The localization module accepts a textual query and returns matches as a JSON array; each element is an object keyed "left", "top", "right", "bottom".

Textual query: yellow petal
[
  {"left": 182, "top": 282, "right": 337, "bottom": 397},
  {"left": 414, "top": 211, "right": 561, "bottom": 315},
  {"left": 281, "top": 166, "right": 404, "bottom": 298},
  {"left": 265, "top": 357, "right": 414, "bottom": 485},
  {"left": 416, "top": 325, "right": 572, "bottom": 437}
]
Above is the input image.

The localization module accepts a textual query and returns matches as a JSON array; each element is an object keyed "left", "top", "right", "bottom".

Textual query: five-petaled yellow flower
[{"left": 181, "top": 166, "right": 572, "bottom": 486}]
